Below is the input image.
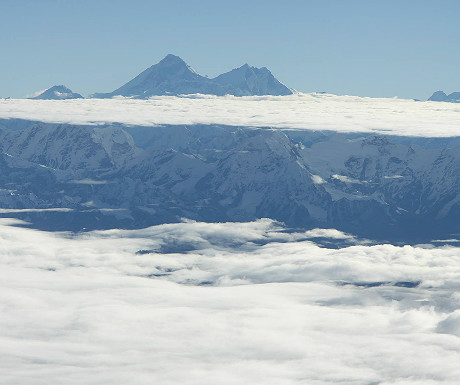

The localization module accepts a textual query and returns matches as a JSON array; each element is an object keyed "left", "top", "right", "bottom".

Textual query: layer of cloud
[
  {"left": 69, "top": 179, "right": 110, "bottom": 185},
  {"left": 0, "top": 218, "right": 459, "bottom": 384},
  {"left": 0, "top": 208, "right": 73, "bottom": 213},
  {"left": 1, "top": 93, "right": 459, "bottom": 137}
]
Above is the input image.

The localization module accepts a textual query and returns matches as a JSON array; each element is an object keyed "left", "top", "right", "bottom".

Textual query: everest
[
  {"left": 29, "top": 85, "right": 84, "bottom": 100},
  {"left": 92, "top": 54, "right": 293, "bottom": 98}
]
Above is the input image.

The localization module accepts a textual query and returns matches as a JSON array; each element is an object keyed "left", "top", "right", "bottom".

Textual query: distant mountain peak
[
  {"left": 92, "top": 56, "right": 293, "bottom": 98},
  {"left": 428, "top": 91, "right": 448, "bottom": 101},
  {"left": 213, "top": 64, "right": 292, "bottom": 96},
  {"left": 160, "top": 54, "right": 186, "bottom": 64},
  {"left": 155, "top": 54, "right": 199, "bottom": 75},
  {"left": 157, "top": 54, "right": 188, "bottom": 68},
  {"left": 428, "top": 90, "right": 460, "bottom": 103},
  {"left": 29, "top": 85, "right": 83, "bottom": 100}
]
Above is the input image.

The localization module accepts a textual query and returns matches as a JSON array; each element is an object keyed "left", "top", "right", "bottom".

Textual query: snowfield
[
  {"left": 0, "top": 218, "right": 459, "bottom": 385},
  {"left": 1, "top": 93, "right": 459, "bottom": 137}
]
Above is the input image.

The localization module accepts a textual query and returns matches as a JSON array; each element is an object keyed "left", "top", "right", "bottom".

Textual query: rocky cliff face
[{"left": 0, "top": 121, "right": 458, "bottom": 241}]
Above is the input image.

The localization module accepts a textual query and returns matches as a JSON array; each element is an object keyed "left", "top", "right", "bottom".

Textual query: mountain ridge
[
  {"left": 428, "top": 90, "right": 460, "bottom": 103},
  {"left": 92, "top": 54, "right": 293, "bottom": 98},
  {"left": 0, "top": 120, "right": 458, "bottom": 241}
]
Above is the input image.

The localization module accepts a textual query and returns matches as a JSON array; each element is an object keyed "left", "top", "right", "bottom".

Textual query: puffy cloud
[
  {"left": 310, "top": 174, "right": 326, "bottom": 184},
  {"left": 332, "top": 174, "right": 365, "bottom": 184},
  {"left": 0, "top": 218, "right": 459, "bottom": 384},
  {"left": 437, "top": 310, "right": 460, "bottom": 337},
  {"left": 303, "top": 228, "right": 354, "bottom": 239},
  {"left": 0, "top": 93, "right": 458, "bottom": 137}
]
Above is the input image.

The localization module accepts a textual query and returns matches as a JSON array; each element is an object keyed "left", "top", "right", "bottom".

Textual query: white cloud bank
[
  {"left": 1, "top": 93, "right": 459, "bottom": 137},
  {"left": 0, "top": 208, "right": 73, "bottom": 213},
  {"left": 0, "top": 218, "right": 459, "bottom": 384}
]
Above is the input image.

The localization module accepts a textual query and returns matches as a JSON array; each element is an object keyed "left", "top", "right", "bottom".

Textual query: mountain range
[
  {"left": 92, "top": 54, "right": 293, "bottom": 98},
  {"left": 0, "top": 118, "right": 458, "bottom": 242},
  {"left": 23, "top": 56, "right": 459, "bottom": 101},
  {"left": 428, "top": 90, "right": 460, "bottom": 103}
]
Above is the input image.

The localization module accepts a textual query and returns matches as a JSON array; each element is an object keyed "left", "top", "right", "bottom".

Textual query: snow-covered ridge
[
  {"left": 0, "top": 120, "right": 458, "bottom": 240},
  {"left": 1, "top": 93, "right": 459, "bottom": 137}
]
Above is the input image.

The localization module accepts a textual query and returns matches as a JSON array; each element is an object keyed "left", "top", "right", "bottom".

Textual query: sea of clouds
[
  {"left": 1, "top": 218, "right": 459, "bottom": 385},
  {"left": 1, "top": 93, "right": 459, "bottom": 137}
]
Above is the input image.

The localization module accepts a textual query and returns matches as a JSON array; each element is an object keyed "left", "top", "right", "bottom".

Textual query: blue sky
[{"left": 1, "top": 0, "right": 459, "bottom": 99}]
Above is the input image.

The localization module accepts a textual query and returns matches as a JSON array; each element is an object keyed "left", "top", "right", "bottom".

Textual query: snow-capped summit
[
  {"left": 30, "top": 85, "right": 83, "bottom": 100},
  {"left": 92, "top": 55, "right": 293, "bottom": 98},
  {"left": 428, "top": 90, "right": 460, "bottom": 103},
  {"left": 213, "top": 64, "right": 292, "bottom": 96},
  {"left": 92, "top": 54, "right": 224, "bottom": 98}
]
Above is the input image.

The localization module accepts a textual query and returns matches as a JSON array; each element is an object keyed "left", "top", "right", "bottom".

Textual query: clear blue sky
[{"left": 1, "top": 0, "right": 459, "bottom": 99}]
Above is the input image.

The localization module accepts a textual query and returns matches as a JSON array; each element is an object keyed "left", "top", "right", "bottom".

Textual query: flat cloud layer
[
  {"left": 1, "top": 218, "right": 459, "bottom": 384},
  {"left": 1, "top": 93, "right": 459, "bottom": 137}
]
